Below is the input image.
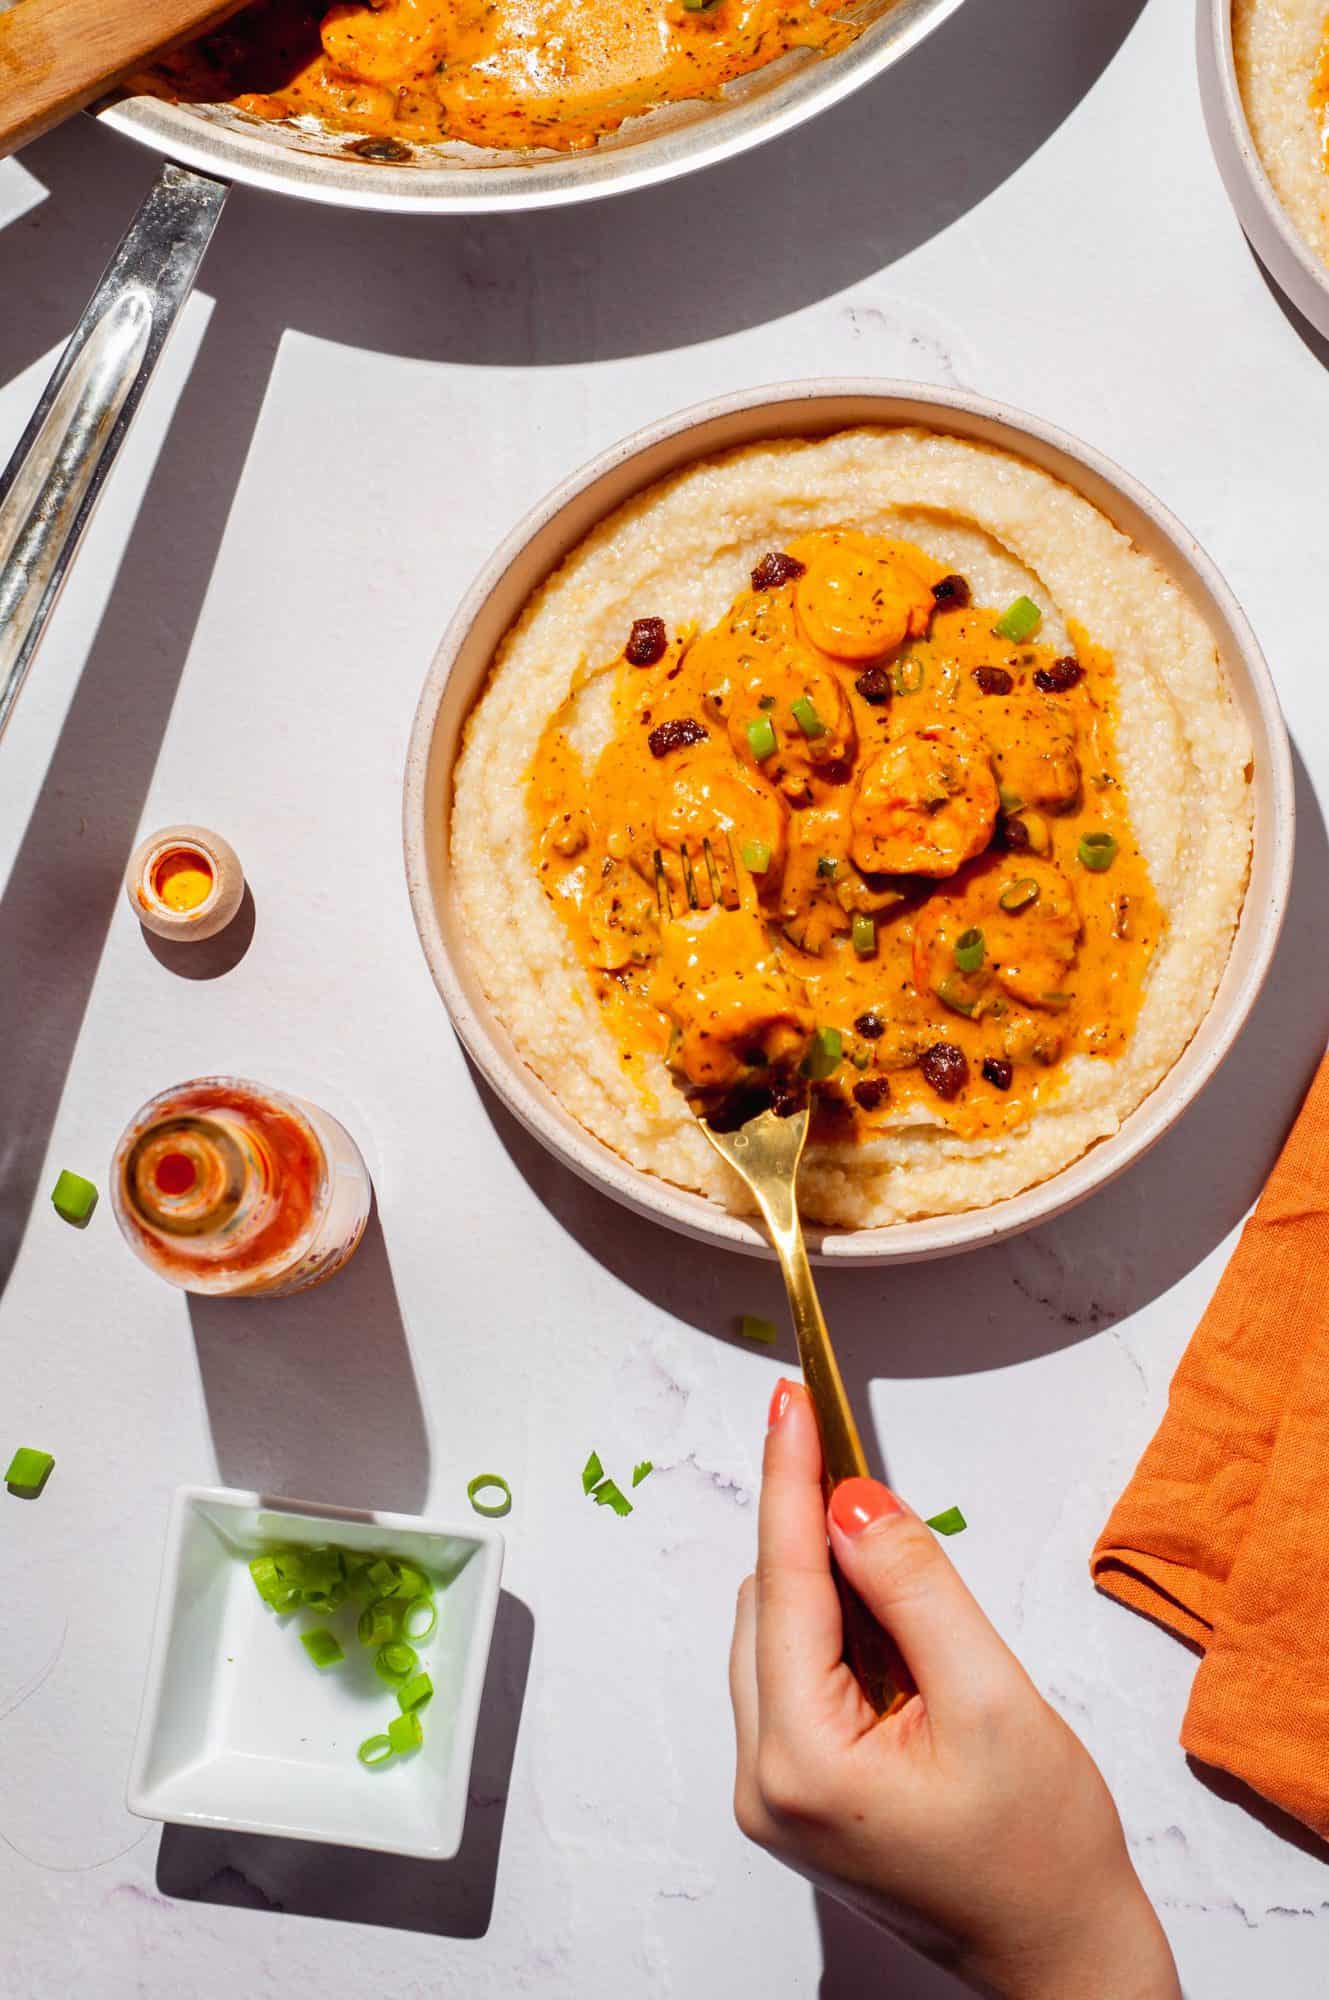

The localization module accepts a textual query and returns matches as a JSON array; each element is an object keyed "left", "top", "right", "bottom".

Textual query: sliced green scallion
[
  {"left": 402, "top": 1596, "right": 438, "bottom": 1643},
  {"left": 893, "top": 657, "right": 925, "bottom": 695},
  {"left": 746, "top": 714, "right": 777, "bottom": 761},
  {"left": 358, "top": 1733, "right": 394, "bottom": 1768},
  {"left": 997, "top": 785, "right": 1024, "bottom": 814},
  {"left": 387, "top": 1711, "right": 424, "bottom": 1756},
  {"left": 398, "top": 1672, "right": 434, "bottom": 1714},
  {"left": 582, "top": 1450, "right": 604, "bottom": 1496},
  {"left": 1077, "top": 831, "right": 1119, "bottom": 872},
  {"left": 953, "top": 927, "right": 985, "bottom": 973},
  {"left": 591, "top": 1478, "right": 633, "bottom": 1516},
  {"left": 738, "top": 1313, "right": 778, "bottom": 1345},
  {"left": 803, "top": 1026, "right": 842, "bottom": 1080},
  {"left": 740, "top": 838, "right": 772, "bottom": 874},
  {"left": 992, "top": 596, "right": 1042, "bottom": 642},
  {"left": 816, "top": 854, "right": 838, "bottom": 879},
  {"left": 50, "top": 1170, "right": 97, "bottom": 1226},
  {"left": 358, "top": 1601, "right": 399, "bottom": 1647},
  {"left": 301, "top": 1629, "right": 345, "bottom": 1669},
  {"left": 466, "top": 1473, "right": 512, "bottom": 1518},
  {"left": 851, "top": 913, "right": 876, "bottom": 959},
  {"left": 791, "top": 695, "right": 826, "bottom": 739},
  {"left": 375, "top": 1641, "right": 420, "bottom": 1686},
  {"left": 5, "top": 1447, "right": 54, "bottom": 1496},
  {"left": 937, "top": 975, "right": 978, "bottom": 1018},
  {"left": 632, "top": 1461, "right": 654, "bottom": 1487},
  {"left": 998, "top": 876, "right": 1041, "bottom": 913},
  {"left": 925, "top": 1505, "right": 968, "bottom": 1536}
]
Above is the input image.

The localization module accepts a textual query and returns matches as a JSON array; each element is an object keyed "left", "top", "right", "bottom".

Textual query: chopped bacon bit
[
  {"left": 852, "top": 1077, "right": 890, "bottom": 1112},
  {"left": 751, "top": 551, "right": 807, "bottom": 591},
  {"left": 854, "top": 665, "right": 892, "bottom": 706},
  {"left": 932, "top": 573, "right": 971, "bottom": 609},
  {"left": 920, "top": 1042, "right": 968, "bottom": 1101},
  {"left": 647, "top": 716, "right": 708, "bottom": 759},
  {"left": 1033, "top": 656, "right": 1083, "bottom": 693},
  {"left": 982, "top": 1057, "right": 1013, "bottom": 1091},
  {"left": 625, "top": 617, "right": 668, "bottom": 666},
  {"left": 971, "top": 665, "right": 1014, "bottom": 696}
]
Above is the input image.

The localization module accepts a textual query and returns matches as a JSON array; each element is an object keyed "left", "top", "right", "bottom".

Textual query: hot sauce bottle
[{"left": 110, "top": 1077, "right": 372, "bottom": 1297}]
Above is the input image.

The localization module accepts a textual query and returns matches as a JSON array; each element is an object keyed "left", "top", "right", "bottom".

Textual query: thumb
[{"left": 828, "top": 1479, "right": 1018, "bottom": 1722}]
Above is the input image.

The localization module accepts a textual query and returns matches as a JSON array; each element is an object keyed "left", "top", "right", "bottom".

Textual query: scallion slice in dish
[{"left": 992, "top": 596, "right": 1041, "bottom": 642}]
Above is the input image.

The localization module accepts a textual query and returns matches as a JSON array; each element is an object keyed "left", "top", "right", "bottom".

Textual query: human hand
[{"left": 729, "top": 1380, "right": 1180, "bottom": 2000}]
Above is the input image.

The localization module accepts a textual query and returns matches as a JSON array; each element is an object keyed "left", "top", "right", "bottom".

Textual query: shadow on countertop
[
  {"left": 188, "top": 1202, "right": 432, "bottom": 1516},
  {"left": 483, "top": 744, "right": 1329, "bottom": 1444},
  {"left": 156, "top": 1588, "right": 534, "bottom": 1937},
  {"left": 816, "top": 1890, "right": 968, "bottom": 1998}
]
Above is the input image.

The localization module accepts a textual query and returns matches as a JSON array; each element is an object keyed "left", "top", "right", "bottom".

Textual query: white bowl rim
[
  {"left": 403, "top": 377, "right": 1294, "bottom": 1265},
  {"left": 1197, "top": 0, "right": 1329, "bottom": 337}
]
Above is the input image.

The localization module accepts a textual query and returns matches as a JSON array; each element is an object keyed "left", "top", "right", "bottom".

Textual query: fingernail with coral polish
[
  {"left": 830, "top": 1477, "right": 902, "bottom": 1536},
  {"left": 767, "top": 1377, "right": 796, "bottom": 1430}
]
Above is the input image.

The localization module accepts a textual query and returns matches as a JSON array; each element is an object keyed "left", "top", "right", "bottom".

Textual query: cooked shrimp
[
  {"left": 985, "top": 692, "right": 1081, "bottom": 812},
  {"left": 651, "top": 757, "right": 788, "bottom": 894},
  {"left": 791, "top": 531, "right": 935, "bottom": 661},
  {"left": 321, "top": 0, "right": 445, "bottom": 84},
  {"left": 912, "top": 854, "right": 1083, "bottom": 1015},
  {"left": 850, "top": 721, "right": 998, "bottom": 877},
  {"left": 650, "top": 907, "right": 813, "bottom": 1089}
]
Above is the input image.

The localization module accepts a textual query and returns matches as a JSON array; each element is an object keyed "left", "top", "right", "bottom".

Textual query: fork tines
[{"left": 653, "top": 834, "right": 743, "bottom": 920}]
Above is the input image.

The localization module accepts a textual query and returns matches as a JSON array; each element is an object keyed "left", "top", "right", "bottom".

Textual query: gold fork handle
[{"left": 752, "top": 1181, "right": 915, "bottom": 1719}]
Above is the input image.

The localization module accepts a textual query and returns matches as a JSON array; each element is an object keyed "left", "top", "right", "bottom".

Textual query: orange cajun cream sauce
[
  {"left": 141, "top": 0, "right": 853, "bottom": 154},
  {"left": 527, "top": 531, "right": 1162, "bottom": 1146},
  {"left": 1314, "top": 17, "right": 1329, "bottom": 166}
]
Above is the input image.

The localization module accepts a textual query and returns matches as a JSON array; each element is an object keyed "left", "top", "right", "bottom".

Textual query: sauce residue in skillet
[
  {"left": 526, "top": 531, "right": 1163, "bottom": 1144},
  {"left": 139, "top": 0, "right": 856, "bottom": 154}
]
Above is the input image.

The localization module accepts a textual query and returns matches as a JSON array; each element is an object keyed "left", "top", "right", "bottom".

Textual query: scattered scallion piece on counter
[
  {"left": 403, "top": 1597, "right": 438, "bottom": 1643},
  {"left": 358, "top": 1733, "right": 394, "bottom": 1768},
  {"left": 803, "top": 1026, "right": 842, "bottom": 1080},
  {"left": 50, "top": 1170, "right": 97, "bottom": 1226},
  {"left": 5, "top": 1448, "right": 54, "bottom": 1496},
  {"left": 467, "top": 1473, "right": 513, "bottom": 1518},
  {"left": 1077, "top": 831, "right": 1119, "bottom": 873},
  {"left": 591, "top": 1478, "right": 633, "bottom": 1517},
  {"left": 398, "top": 1673, "right": 434, "bottom": 1714},
  {"left": 738, "top": 1313, "right": 777, "bottom": 1345},
  {"left": 582, "top": 1451, "right": 604, "bottom": 1496},
  {"left": 375, "top": 1641, "right": 419, "bottom": 1686},
  {"left": 746, "top": 714, "right": 777, "bottom": 761},
  {"left": 388, "top": 1711, "right": 424, "bottom": 1756},
  {"left": 925, "top": 1506, "right": 968, "bottom": 1536},
  {"left": 301, "top": 1629, "right": 345, "bottom": 1669},
  {"left": 992, "top": 595, "right": 1042, "bottom": 642},
  {"left": 791, "top": 695, "right": 826, "bottom": 740},
  {"left": 632, "top": 1461, "right": 653, "bottom": 1488}
]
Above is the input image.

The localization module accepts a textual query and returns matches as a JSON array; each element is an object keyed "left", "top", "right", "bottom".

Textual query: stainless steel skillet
[{"left": 0, "top": 0, "right": 965, "bottom": 741}]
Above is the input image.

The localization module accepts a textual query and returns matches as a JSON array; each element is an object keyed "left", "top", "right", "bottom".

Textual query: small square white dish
[{"left": 128, "top": 1486, "right": 504, "bottom": 1860}]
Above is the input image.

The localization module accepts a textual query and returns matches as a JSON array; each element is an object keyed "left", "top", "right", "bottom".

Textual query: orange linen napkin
[{"left": 1091, "top": 1050, "right": 1329, "bottom": 1840}]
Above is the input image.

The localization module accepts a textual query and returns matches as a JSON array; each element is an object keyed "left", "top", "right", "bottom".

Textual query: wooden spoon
[{"left": 0, "top": 0, "right": 251, "bottom": 160}]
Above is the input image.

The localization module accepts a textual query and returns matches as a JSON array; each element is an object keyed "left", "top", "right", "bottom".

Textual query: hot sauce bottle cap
[{"left": 125, "top": 825, "right": 244, "bottom": 942}]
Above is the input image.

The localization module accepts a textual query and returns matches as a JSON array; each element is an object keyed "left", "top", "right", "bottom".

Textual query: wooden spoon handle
[{"left": 0, "top": 0, "right": 248, "bottom": 160}]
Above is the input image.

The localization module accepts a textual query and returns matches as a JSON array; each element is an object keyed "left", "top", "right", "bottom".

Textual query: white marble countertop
[{"left": 3, "top": 0, "right": 1329, "bottom": 1992}]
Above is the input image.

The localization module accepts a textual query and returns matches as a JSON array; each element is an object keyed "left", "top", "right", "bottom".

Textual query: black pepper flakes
[
  {"left": 854, "top": 665, "right": 893, "bottom": 706},
  {"left": 647, "top": 716, "right": 708, "bottom": 759},
  {"left": 751, "top": 551, "right": 807, "bottom": 591},
  {"left": 920, "top": 1042, "right": 968, "bottom": 1101},
  {"left": 1033, "top": 656, "right": 1084, "bottom": 694},
  {"left": 625, "top": 617, "right": 668, "bottom": 666}
]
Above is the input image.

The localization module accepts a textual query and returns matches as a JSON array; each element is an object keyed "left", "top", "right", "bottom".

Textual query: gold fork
[{"left": 654, "top": 840, "right": 915, "bottom": 1718}]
